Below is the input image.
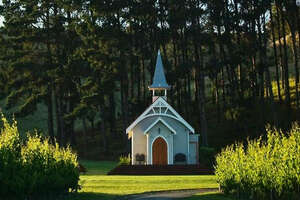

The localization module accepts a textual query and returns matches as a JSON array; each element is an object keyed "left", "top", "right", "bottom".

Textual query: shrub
[
  {"left": 199, "top": 147, "right": 216, "bottom": 167},
  {"left": 0, "top": 115, "right": 80, "bottom": 199},
  {"left": 215, "top": 123, "right": 300, "bottom": 200},
  {"left": 0, "top": 116, "right": 23, "bottom": 199},
  {"left": 118, "top": 154, "right": 131, "bottom": 165}
]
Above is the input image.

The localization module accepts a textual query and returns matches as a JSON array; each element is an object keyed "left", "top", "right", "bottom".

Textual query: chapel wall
[
  {"left": 131, "top": 116, "right": 158, "bottom": 164},
  {"left": 162, "top": 117, "right": 189, "bottom": 163}
]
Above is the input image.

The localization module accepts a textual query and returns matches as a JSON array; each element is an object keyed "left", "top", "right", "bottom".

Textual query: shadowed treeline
[{"left": 0, "top": 0, "right": 299, "bottom": 158}]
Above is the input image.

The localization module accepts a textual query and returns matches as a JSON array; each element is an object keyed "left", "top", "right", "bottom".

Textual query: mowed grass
[
  {"left": 80, "top": 175, "right": 218, "bottom": 195},
  {"left": 74, "top": 160, "right": 218, "bottom": 200}
]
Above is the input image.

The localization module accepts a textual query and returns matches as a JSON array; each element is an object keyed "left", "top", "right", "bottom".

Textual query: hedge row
[
  {"left": 0, "top": 116, "right": 80, "bottom": 199},
  {"left": 215, "top": 123, "right": 300, "bottom": 200}
]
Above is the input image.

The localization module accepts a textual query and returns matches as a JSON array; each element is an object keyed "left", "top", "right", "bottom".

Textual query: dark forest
[{"left": 0, "top": 0, "right": 299, "bottom": 159}]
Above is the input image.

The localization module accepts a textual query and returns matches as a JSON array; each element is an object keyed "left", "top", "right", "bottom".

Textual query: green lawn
[
  {"left": 184, "top": 192, "right": 234, "bottom": 200},
  {"left": 72, "top": 160, "right": 219, "bottom": 200}
]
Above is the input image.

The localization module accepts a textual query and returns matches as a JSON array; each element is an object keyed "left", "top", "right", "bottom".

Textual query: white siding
[
  {"left": 130, "top": 115, "right": 198, "bottom": 165},
  {"left": 131, "top": 117, "right": 157, "bottom": 164},
  {"left": 189, "top": 143, "right": 197, "bottom": 164},
  {"left": 162, "top": 117, "right": 189, "bottom": 162}
]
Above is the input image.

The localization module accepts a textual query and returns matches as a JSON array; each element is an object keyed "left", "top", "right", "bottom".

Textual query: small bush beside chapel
[
  {"left": 215, "top": 123, "right": 300, "bottom": 200},
  {"left": 0, "top": 116, "right": 79, "bottom": 199}
]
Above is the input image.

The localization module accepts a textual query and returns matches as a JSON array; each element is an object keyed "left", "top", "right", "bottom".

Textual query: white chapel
[{"left": 126, "top": 51, "right": 199, "bottom": 165}]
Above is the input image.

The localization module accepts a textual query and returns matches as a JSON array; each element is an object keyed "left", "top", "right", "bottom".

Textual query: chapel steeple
[{"left": 149, "top": 50, "right": 170, "bottom": 102}]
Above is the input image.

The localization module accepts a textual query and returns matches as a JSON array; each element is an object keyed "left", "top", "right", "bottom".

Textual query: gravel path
[{"left": 122, "top": 188, "right": 219, "bottom": 200}]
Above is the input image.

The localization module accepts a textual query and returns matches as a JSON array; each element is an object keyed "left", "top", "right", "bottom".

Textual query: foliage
[
  {"left": 0, "top": 115, "right": 23, "bottom": 199},
  {"left": 215, "top": 123, "right": 300, "bottom": 200},
  {"left": 0, "top": 0, "right": 299, "bottom": 157},
  {"left": 118, "top": 154, "right": 131, "bottom": 166},
  {"left": 0, "top": 115, "right": 80, "bottom": 199},
  {"left": 199, "top": 147, "right": 216, "bottom": 168}
]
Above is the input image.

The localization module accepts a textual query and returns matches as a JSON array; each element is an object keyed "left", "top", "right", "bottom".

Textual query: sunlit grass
[
  {"left": 80, "top": 175, "right": 218, "bottom": 196},
  {"left": 73, "top": 160, "right": 218, "bottom": 200}
]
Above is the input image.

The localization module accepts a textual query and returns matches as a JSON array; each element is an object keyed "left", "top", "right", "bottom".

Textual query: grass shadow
[
  {"left": 67, "top": 192, "right": 118, "bottom": 200},
  {"left": 186, "top": 192, "right": 234, "bottom": 200}
]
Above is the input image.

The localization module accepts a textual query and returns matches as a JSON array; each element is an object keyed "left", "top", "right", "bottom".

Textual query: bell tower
[{"left": 149, "top": 50, "right": 170, "bottom": 102}]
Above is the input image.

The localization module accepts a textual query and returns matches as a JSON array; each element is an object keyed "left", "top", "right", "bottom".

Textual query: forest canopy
[{"left": 0, "top": 0, "right": 299, "bottom": 158}]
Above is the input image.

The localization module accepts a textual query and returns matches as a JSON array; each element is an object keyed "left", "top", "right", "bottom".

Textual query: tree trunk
[
  {"left": 100, "top": 107, "right": 107, "bottom": 153},
  {"left": 221, "top": 67, "right": 226, "bottom": 109},
  {"left": 45, "top": 5, "right": 54, "bottom": 143},
  {"left": 262, "top": 10, "right": 274, "bottom": 103},
  {"left": 250, "top": 55, "right": 257, "bottom": 99},
  {"left": 270, "top": 3, "right": 282, "bottom": 102},
  {"left": 109, "top": 93, "right": 116, "bottom": 137},
  {"left": 142, "top": 55, "right": 146, "bottom": 103},
  {"left": 198, "top": 45, "right": 208, "bottom": 147},
  {"left": 281, "top": 8, "right": 291, "bottom": 107},
  {"left": 137, "top": 57, "right": 141, "bottom": 104},
  {"left": 194, "top": 38, "right": 208, "bottom": 146},
  {"left": 275, "top": 5, "right": 285, "bottom": 90},
  {"left": 82, "top": 118, "right": 88, "bottom": 157},
  {"left": 47, "top": 85, "right": 55, "bottom": 143},
  {"left": 215, "top": 77, "right": 221, "bottom": 123},
  {"left": 257, "top": 17, "right": 265, "bottom": 102},
  {"left": 290, "top": 30, "right": 299, "bottom": 107},
  {"left": 265, "top": 68, "right": 274, "bottom": 102},
  {"left": 54, "top": 90, "right": 63, "bottom": 145},
  {"left": 120, "top": 54, "right": 130, "bottom": 152}
]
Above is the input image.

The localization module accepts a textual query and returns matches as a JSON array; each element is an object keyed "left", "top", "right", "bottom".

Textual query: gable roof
[
  {"left": 126, "top": 97, "right": 194, "bottom": 135},
  {"left": 144, "top": 117, "right": 176, "bottom": 135},
  {"left": 149, "top": 50, "right": 170, "bottom": 89}
]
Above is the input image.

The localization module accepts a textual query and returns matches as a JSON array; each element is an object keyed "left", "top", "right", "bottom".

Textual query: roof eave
[
  {"left": 144, "top": 117, "right": 177, "bottom": 135},
  {"left": 126, "top": 97, "right": 195, "bottom": 134}
]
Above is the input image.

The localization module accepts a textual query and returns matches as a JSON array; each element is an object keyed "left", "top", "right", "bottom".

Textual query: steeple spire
[{"left": 149, "top": 50, "right": 170, "bottom": 102}]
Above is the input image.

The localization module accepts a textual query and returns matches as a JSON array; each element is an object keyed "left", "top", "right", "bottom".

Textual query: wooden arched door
[{"left": 152, "top": 137, "right": 168, "bottom": 165}]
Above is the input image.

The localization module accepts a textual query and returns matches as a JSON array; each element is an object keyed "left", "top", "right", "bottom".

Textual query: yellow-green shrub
[
  {"left": 215, "top": 123, "right": 300, "bottom": 200},
  {"left": 0, "top": 116, "right": 23, "bottom": 199},
  {"left": 0, "top": 115, "right": 79, "bottom": 199},
  {"left": 118, "top": 154, "right": 131, "bottom": 165}
]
